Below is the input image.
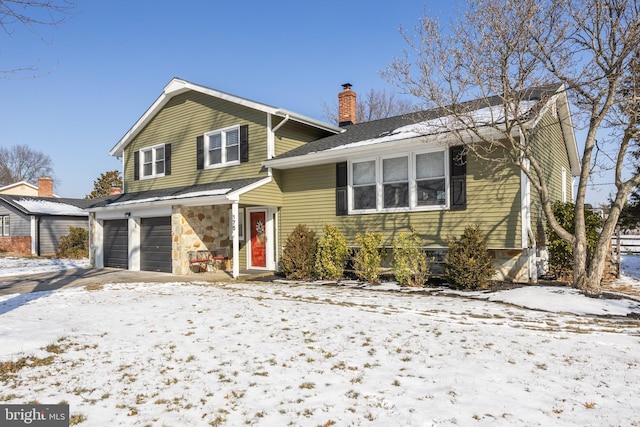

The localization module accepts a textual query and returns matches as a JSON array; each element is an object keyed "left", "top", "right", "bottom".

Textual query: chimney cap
[{"left": 342, "top": 83, "right": 353, "bottom": 90}]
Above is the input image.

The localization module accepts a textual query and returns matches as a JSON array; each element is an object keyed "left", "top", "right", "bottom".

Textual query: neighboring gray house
[{"left": 0, "top": 195, "right": 91, "bottom": 256}]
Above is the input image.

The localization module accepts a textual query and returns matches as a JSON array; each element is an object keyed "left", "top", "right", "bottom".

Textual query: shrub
[
  {"left": 314, "top": 224, "right": 350, "bottom": 280},
  {"left": 444, "top": 226, "right": 495, "bottom": 290},
  {"left": 280, "top": 224, "right": 317, "bottom": 280},
  {"left": 392, "top": 227, "right": 431, "bottom": 287},
  {"left": 57, "top": 226, "right": 89, "bottom": 259},
  {"left": 546, "top": 201, "right": 601, "bottom": 280},
  {"left": 353, "top": 231, "right": 383, "bottom": 283}
]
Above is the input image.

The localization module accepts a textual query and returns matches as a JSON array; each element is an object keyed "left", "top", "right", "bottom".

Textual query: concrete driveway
[{"left": 0, "top": 268, "right": 233, "bottom": 296}]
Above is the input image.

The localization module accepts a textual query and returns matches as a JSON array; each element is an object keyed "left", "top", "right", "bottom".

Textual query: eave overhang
[{"left": 109, "top": 78, "right": 342, "bottom": 158}]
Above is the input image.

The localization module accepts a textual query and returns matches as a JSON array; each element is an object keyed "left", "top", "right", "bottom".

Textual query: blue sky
[
  {"left": 0, "top": 1, "right": 614, "bottom": 206},
  {"left": 0, "top": 0, "right": 446, "bottom": 198}
]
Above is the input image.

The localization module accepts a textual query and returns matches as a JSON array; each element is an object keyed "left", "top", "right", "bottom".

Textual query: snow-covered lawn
[{"left": 0, "top": 256, "right": 639, "bottom": 426}]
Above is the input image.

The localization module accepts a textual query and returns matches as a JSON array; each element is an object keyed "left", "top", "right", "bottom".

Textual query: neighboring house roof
[
  {"left": 0, "top": 195, "right": 91, "bottom": 216},
  {"left": 264, "top": 85, "right": 580, "bottom": 175},
  {"left": 109, "top": 78, "right": 344, "bottom": 158},
  {"left": 0, "top": 181, "right": 39, "bottom": 196},
  {"left": 85, "top": 177, "right": 267, "bottom": 211}
]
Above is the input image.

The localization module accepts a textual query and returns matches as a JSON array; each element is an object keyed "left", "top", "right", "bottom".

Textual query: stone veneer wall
[{"left": 172, "top": 205, "right": 231, "bottom": 274}]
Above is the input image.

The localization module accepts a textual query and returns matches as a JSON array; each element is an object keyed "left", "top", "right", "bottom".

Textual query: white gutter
[{"left": 264, "top": 125, "right": 512, "bottom": 170}]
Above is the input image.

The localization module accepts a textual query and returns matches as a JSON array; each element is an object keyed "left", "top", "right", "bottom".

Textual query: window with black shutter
[
  {"left": 164, "top": 143, "right": 171, "bottom": 176},
  {"left": 336, "top": 162, "right": 348, "bottom": 215},
  {"left": 196, "top": 135, "right": 204, "bottom": 170},
  {"left": 134, "top": 151, "right": 140, "bottom": 181},
  {"left": 449, "top": 146, "right": 467, "bottom": 210}
]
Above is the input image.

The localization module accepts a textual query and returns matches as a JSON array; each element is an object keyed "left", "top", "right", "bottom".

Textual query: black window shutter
[
  {"left": 134, "top": 151, "right": 140, "bottom": 181},
  {"left": 336, "top": 161, "right": 348, "bottom": 216},
  {"left": 196, "top": 136, "right": 204, "bottom": 170},
  {"left": 450, "top": 146, "right": 467, "bottom": 210},
  {"left": 164, "top": 144, "right": 171, "bottom": 176},
  {"left": 240, "top": 125, "right": 249, "bottom": 163}
]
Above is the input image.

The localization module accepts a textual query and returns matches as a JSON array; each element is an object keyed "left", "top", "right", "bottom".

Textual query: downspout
[
  {"left": 272, "top": 114, "right": 290, "bottom": 134},
  {"left": 268, "top": 114, "right": 289, "bottom": 161},
  {"left": 519, "top": 128, "right": 537, "bottom": 283}
]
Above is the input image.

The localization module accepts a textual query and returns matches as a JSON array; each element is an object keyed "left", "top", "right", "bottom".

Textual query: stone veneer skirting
[{"left": 172, "top": 205, "right": 231, "bottom": 275}]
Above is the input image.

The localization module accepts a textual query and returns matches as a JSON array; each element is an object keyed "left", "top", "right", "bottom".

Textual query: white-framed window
[
  {"left": 229, "top": 208, "right": 245, "bottom": 241},
  {"left": 383, "top": 156, "right": 409, "bottom": 208},
  {"left": 205, "top": 125, "right": 240, "bottom": 168},
  {"left": 140, "top": 144, "right": 165, "bottom": 179},
  {"left": 350, "top": 149, "right": 448, "bottom": 213},
  {"left": 1, "top": 215, "right": 9, "bottom": 236},
  {"left": 416, "top": 151, "right": 446, "bottom": 206}
]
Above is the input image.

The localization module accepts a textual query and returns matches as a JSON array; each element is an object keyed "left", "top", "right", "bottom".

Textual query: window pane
[
  {"left": 143, "top": 163, "right": 152, "bottom": 176},
  {"left": 155, "top": 159, "right": 165, "bottom": 174},
  {"left": 226, "top": 145, "right": 239, "bottom": 162},
  {"left": 353, "top": 161, "right": 375, "bottom": 185},
  {"left": 384, "top": 183, "right": 409, "bottom": 208},
  {"left": 416, "top": 152, "right": 445, "bottom": 179},
  {"left": 209, "top": 148, "right": 221, "bottom": 165},
  {"left": 143, "top": 150, "right": 152, "bottom": 163},
  {"left": 2, "top": 216, "right": 9, "bottom": 236},
  {"left": 383, "top": 157, "right": 408, "bottom": 182},
  {"left": 226, "top": 129, "right": 239, "bottom": 147},
  {"left": 416, "top": 178, "right": 446, "bottom": 206},
  {"left": 209, "top": 133, "right": 221, "bottom": 149},
  {"left": 353, "top": 185, "right": 376, "bottom": 210}
]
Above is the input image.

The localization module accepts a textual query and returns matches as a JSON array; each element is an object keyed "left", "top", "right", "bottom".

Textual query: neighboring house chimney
[
  {"left": 37, "top": 176, "right": 54, "bottom": 197},
  {"left": 338, "top": 83, "right": 357, "bottom": 127},
  {"left": 109, "top": 187, "right": 122, "bottom": 196}
]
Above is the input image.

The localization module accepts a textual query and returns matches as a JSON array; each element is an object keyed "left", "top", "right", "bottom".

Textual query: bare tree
[
  {"left": 323, "top": 87, "right": 416, "bottom": 124},
  {"left": 0, "top": 144, "right": 55, "bottom": 186},
  {"left": 0, "top": 0, "right": 75, "bottom": 78},
  {"left": 384, "top": 0, "right": 640, "bottom": 296}
]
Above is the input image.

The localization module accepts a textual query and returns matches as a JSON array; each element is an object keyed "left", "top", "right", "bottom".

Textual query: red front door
[{"left": 250, "top": 210, "right": 267, "bottom": 268}]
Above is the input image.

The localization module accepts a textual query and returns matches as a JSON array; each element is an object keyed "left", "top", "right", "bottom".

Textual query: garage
[
  {"left": 140, "top": 216, "right": 172, "bottom": 273},
  {"left": 103, "top": 219, "right": 128, "bottom": 269}
]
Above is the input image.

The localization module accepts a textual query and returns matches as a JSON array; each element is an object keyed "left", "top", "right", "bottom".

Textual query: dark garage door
[
  {"left": 140, "top": 217, "right": 172, "bottom": 273},
  {"left": 103, "top": 219, "right": 128, "bottom": 269}
]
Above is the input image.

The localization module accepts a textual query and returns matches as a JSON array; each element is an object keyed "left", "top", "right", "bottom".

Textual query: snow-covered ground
[{"left": 0, "top": 256, "right": 639, "bottom": 426}]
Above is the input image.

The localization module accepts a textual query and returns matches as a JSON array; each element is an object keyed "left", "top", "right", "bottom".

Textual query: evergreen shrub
[
  {"left": 392, "top": 227, "right": 431, "bottom": 287},
  {"left": 314, "top": 224, "right": 350, "bottom": 280},
  {"left": 444, "top": 226, "right": 495, "bottom": 290},
  {"left": 57, "top": 226, "right": 89, "bottom": 259},
  {"left": 280, "top": 224, "right": 317, "bottom": 280},
  {"left": 353, "top": 231, "right": 383, "bottom": 283}
]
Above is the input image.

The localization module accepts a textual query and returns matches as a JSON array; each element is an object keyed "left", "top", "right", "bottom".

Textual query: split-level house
[{"left": 87, "top": 78, "right": 579, "bottom": 282}]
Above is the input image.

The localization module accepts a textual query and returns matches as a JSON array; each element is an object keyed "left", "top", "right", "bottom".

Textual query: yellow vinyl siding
[
  {"left": 124, "top": 91, "right": 269, "bottom": 193},
  {"left": 280, "top": 152, "right": 522, "bottom": 250},
  {"left": 239, "top": 177, "right": 283, "bottom": 206},
  {"left": 274, "top": 121, "right": 328, "bottom": 156},
  {"left": 529, "top": 107, "right": 572, "bottom": 243}
]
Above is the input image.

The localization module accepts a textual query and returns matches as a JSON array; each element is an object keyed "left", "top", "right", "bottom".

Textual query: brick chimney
[
  {"left": 38, "top": 176, "right": 54, "bottom": 197},
  {"left": 338, "top": 83, "right": 357, "bottom": 127},
  {"left": 109, "top": 187, "right": 122, "bottom": 196}
]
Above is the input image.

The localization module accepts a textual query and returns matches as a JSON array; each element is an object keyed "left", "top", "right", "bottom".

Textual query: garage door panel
[
  {"left": 140, "top": 217, "right": 171, "bottom": 273},
  {"left": 103, "top": 220, "right": 128, "bottom": 269}
]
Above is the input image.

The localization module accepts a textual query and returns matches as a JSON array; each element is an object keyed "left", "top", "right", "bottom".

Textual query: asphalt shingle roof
[{"left": 273, "top": 85, "right": 561, "bottom": 160}]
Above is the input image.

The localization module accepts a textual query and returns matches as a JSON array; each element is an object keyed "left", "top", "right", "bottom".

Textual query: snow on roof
[
  {"left": 327, "top": 101, "right": 537, "bottom": 152},
  {"left": 15, "top": 198, "right": 88, "bottom": 216}
]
